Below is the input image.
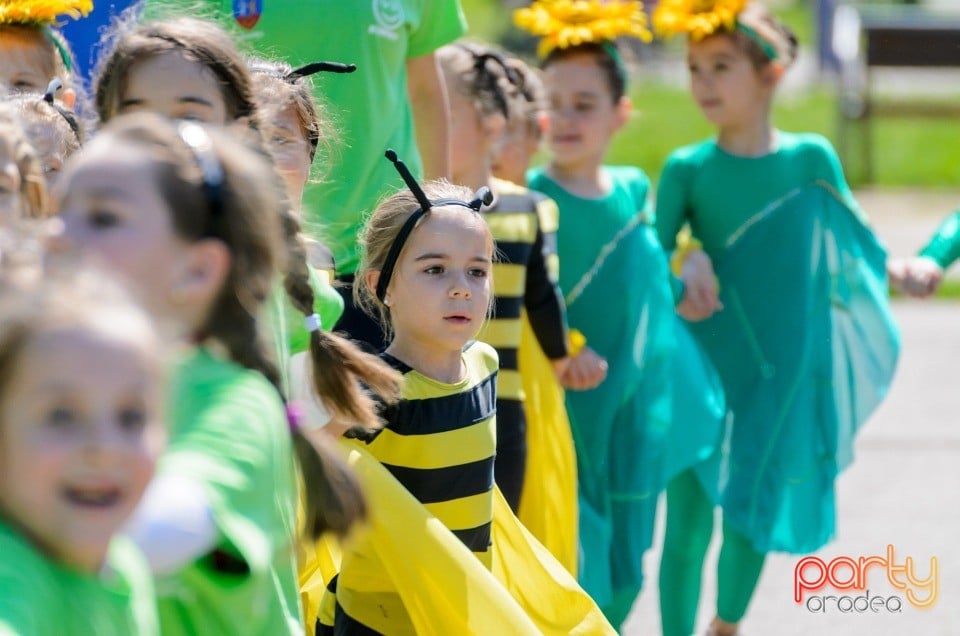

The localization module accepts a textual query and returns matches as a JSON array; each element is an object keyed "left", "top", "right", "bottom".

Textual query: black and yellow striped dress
[
  {"left": 318, "top": 341, "right": 499, "bottom": 635},
  {"left": 478, "top": 178, "right": 568, "bottom": 511}
]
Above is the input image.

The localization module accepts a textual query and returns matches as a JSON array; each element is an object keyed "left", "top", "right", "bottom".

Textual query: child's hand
[
  {"left": 889, "top": 256, "right": 944, "bottom": 298},
  {"left": 561, "top": 346, "right": 607, "bottom": 391},
  {"left": 550, "top": 356, "right": 571, "bottom": 380},
  {"left": 678, "top": 249, "right": 722, "bottom": 321}
]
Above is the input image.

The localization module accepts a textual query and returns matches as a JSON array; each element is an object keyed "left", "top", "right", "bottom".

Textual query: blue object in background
[{"left": 59, "top": 0, "right": 140, "bottom": 83}]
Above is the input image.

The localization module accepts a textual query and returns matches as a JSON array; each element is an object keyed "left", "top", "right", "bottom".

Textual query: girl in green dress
[{"left": 652, "top": 2, "right": 900, "bottom": 634}]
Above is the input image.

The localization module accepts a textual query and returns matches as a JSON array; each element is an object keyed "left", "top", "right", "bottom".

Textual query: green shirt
[
  {"left": 655, "top": 132, "right": 860, "bottom": 256},
  {"left": 146, "top": 0, "right": 467, "bottom": 274},
  {"left": 0, "top": 523, "right": 157, "bottom": 636},
  {"left": 919, "top": 210, "right": 960, "bottom": 269},
  {"left": 157, "top": 347, "right": 301, "bottom": 635}
]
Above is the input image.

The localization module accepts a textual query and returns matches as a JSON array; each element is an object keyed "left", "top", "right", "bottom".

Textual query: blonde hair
[
  {"left": 0, "top": 104, "right": 47, "bottom": 220},
  {"left": 355, "top": 180, "right": 493, "bottom": 339}
]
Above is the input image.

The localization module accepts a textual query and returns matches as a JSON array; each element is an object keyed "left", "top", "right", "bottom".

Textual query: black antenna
[
  {"left": 285, "top": 62, "right": 357, "bottom": 81},
  {"left": 385, "top": 149, "right": 432, "bottom": 211}
]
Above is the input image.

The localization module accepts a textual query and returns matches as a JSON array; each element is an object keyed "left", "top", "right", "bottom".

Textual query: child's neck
[
  {"left": 546, "top": 161, "right": 610, "bottom": 199},
  {"left": 387, "top": 336, "right": 465, "bottom": 384},
  {"left": 716, "top": 117, "right": 776, "bottom": 158}
]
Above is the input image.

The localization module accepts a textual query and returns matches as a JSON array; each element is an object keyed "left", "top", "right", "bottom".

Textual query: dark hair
[
  {"left": 542, "top": 41, "right": 627, "bottom": 102},
  {"left": 93, "top": 113, "right": 401, "bottom": 538},
  {"left": 438, "top": 42, "right": 525, "bottom": 122},
  {"left": 93, "top": 17, "right": 260, "bottom": 127}
]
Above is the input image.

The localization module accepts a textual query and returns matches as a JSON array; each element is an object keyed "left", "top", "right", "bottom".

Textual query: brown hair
[
  {"left": 542, "top": 41, "right": 628, "bottom": 103},
  {"left": 355, "top": 180, "right": 493, "bottom": 339},
  {"left": 0, "top": 105, "right": 47, "bottom": 220},
  {"left": 438, "top": 42, "right": 525, "bottom": 123},
  {"left": 248, "top": 58, "right": 334, "bottom": 168},
  {"left": 719, "top": 2, "right": 799, "bottom": 70},
  {"left": 94, "top": 113, "right": 400, "bottom": 538},
  {"left": 0, "top": 25, "right": 74, "bottom": 91},
  {"left": 93, "top": 17, "right": 260, "bottom": 127}
]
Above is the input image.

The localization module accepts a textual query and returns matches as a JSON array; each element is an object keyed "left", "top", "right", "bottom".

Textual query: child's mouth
[
  {"left": 444, "top": 314, "right": 471, "bottom": 325},
  {"left": 63, "top": 485, "right": 122, "bottom": 508}
]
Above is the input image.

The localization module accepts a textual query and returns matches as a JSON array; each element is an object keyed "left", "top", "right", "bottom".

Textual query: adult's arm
[{"left": 407, "top": 53, "right": 451, "bottom": 180}]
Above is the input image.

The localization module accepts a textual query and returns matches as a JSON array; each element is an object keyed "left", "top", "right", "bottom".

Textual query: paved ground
[{"left": 622, "top": 188, "right": 960, "bottom": 635}]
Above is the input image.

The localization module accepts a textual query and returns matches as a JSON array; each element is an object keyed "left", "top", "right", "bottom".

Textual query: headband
[
  {"left": 652, "top": 0, "right": 779, "bottom": 61},
  {"left": 375, "top": 149, "right": 492, "bottom": 302},
  {"left": 43, "top": 78, "right": 82, "bottom": 144},
  {"left": 513, "top": 0, "right": 652, "bottom": 58},
  {"left": 177, "top": 122, "right": 225, "bottom": 237}
]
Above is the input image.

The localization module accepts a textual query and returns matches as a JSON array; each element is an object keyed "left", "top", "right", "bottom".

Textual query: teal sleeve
[
  {"left": 669, "top": 274, "right": 685, "bottom": 305},
  {"left": 918, "top": 210, "right": 960, "bottom": 269},
  {"left": 407, "top": 0, "right": 467, "bottom": 58},
  {"left": 812, "top": 135, "right": 868, "bottom": 221},
  {"left": 654, "top": 156, "right": 688, "bottom": 252}
]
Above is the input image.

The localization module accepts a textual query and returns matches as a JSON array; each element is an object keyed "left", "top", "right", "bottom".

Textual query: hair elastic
[
  {"left": 286, "top": 401, "right": 304, "bottom": 433},
  {"left": 736, "top": 21, "right": 779, "bottom": 61},
  {"left": 304, "top": 313, "right": 322, "bottom": 333},
  {"left": 177, "top": 122, "right": 225, "bottom": 236},
  {"left": 375, "top": 149, "right": 492, "bottom": 302}
]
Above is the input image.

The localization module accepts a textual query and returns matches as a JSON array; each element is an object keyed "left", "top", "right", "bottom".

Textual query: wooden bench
[{"left": 833, "top": 4, "right": 960, "bottom": 183}]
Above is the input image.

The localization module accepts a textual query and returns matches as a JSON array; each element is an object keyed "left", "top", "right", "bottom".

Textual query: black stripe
[
  {"left": 451, "top": 522, "right": 492, "bottom": 553},
  {"left": 382, "top": 457, "right": 494, "bottom": 504},
  {"left": 491, "top": 296, "right": 523, "bottom": 320},
  {"left": 333, "top": 601, "right": 382, "bottom": 636},
  {"left": 495, "top": 399, "right": 526, "bottom": 438},
  {"left": 495, "top": 348, "right": 518, "bottom": 371},
  {"left": 541, "top": 231, "right": 558, "bottom": 258},
  {"left": 493, "top": 240, "right": 534, "bottom": 265},
  {"left": 378, "top": 352, "right": 412, "bottom": 374},
  {"left": 386, "top": 372, "right": 496, "bottom": 436}
]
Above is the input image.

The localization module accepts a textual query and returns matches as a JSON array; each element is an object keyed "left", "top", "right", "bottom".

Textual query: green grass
[{"left": 462, "top": 1, "right": 960, "bottom": 188}]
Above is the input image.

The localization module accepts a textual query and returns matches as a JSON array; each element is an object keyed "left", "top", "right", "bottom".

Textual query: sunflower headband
[
  {"left": 514, "top": 0, "right": 652, "bottom": 58},
  {"left": 652, "top": 0, "right": 779, "bottom": 61}
]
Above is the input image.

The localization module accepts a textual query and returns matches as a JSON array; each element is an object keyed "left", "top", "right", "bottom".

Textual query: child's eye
[
  {"left": 13, "top": 80, "right": 40, "bottom": 91},
  {"left": 47, "top": 406, "right": 77, "bottom": 428},
  {"left": 424, "top": 265, "right": 444, "bottom": 275},
  {"left": 87, "top": 209, "right": 120, "bottom": 229},
  {"left": 469, "top": 268, "right": 488, "bottom": 278},
  {"left": 118, "top": 407, "right": 146, "bottom": 432},
  {"left": 574, "top": 102, "right": 595, "bottom": 113},
  {"left": 714, "top": 63, "right": 728, "bottom": 72},
  {"left": 272, "top": 135, "right": 291, "bottom": 146}
]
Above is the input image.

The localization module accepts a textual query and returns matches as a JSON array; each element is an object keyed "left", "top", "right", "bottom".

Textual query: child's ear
[
  {"left": 170, "top": 239, "right": 231, "bottom": 306},
  {"left": 365, "top": 269, "right": 382, "bottom": 300},
  {"left": 483, "top": 112, "right": 507, "bottom": 143},
  {"left": 613, "top": 96, "right": 632, "bottom": 131},
  {"left": 762, "top": 62, "right": 785, "bottom": 88},
  {"left": 61, "top": 88, "right": 76, "bottom": 110},
  {"left": 536, "top": 110, "right": 549, "bottom": 137}
]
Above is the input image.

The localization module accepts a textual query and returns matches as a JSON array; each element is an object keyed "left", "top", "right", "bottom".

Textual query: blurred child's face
[
  {"left": 0, "top": 28, "right": 54, "bottom": 97},
  {"left": 543, "top": 52, "right": 628, "bottom": 171},
  {"left": 493, "top": 118, "right": 542, "bottom": 186},
  {"left": 0, "top": 132, "right": 24, "bottom": 223},
  {"left": 119, "top": 51, "right": 229, "bottom": 124},
  {"left": 687, "top": 35, "right": 774, "bottom": 129},
  {"left": 383, "top": 207, "right": 492, "bottom": 354},
  {"left": 448, "top": 86, "right": 491, "bottom": 184},
  {"left": 0, "top": 314, "right": 163, "bottom": 572},
  {"left": 24, "top": 122, "right": 69, "bottom": 190},
  {"left": 55, "top": 138, "right": 197, "bottom": 321},
  {"left": 264, "top": 104, "right": 311, "bottom": 205}
]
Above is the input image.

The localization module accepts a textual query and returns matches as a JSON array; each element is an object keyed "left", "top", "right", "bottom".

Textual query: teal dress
[
  {"left": 528, "top": 166, "right": 675, "bottom": 623},
  {"left": 655, "top": 132, "right": 900, "bottom": 554}
]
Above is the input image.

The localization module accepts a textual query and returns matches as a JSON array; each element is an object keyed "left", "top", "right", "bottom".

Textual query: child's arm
[{"left": 888, "top": 209, "right": 960, "bottom": 298}]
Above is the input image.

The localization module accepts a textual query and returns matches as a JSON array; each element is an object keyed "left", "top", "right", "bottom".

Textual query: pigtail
[
  {"left": 293, "top": 432, "right": 366, "bottom": 538},
  {"left": 278, "top": 209, "right": 402, "bottom": 431}
]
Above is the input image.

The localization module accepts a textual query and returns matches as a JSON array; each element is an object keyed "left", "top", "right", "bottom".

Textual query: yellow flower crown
[
  {"left": 0, "top": 0, "right": 92, "bottom": 27},
  {"left": 514, "top": 0, "right": 652, "bottom": 59},
  {"left": 652, "top": 0, "right": 747, "bottom": 41}
]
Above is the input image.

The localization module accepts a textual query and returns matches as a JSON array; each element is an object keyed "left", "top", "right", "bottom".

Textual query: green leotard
[{"left": 918, "top": 209, "right": 960, "bottom": 268}]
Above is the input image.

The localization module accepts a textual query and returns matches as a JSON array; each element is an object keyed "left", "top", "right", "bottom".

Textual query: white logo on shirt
[{"left": 369, "top": 0, "right": 404, "bottom": 40}]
